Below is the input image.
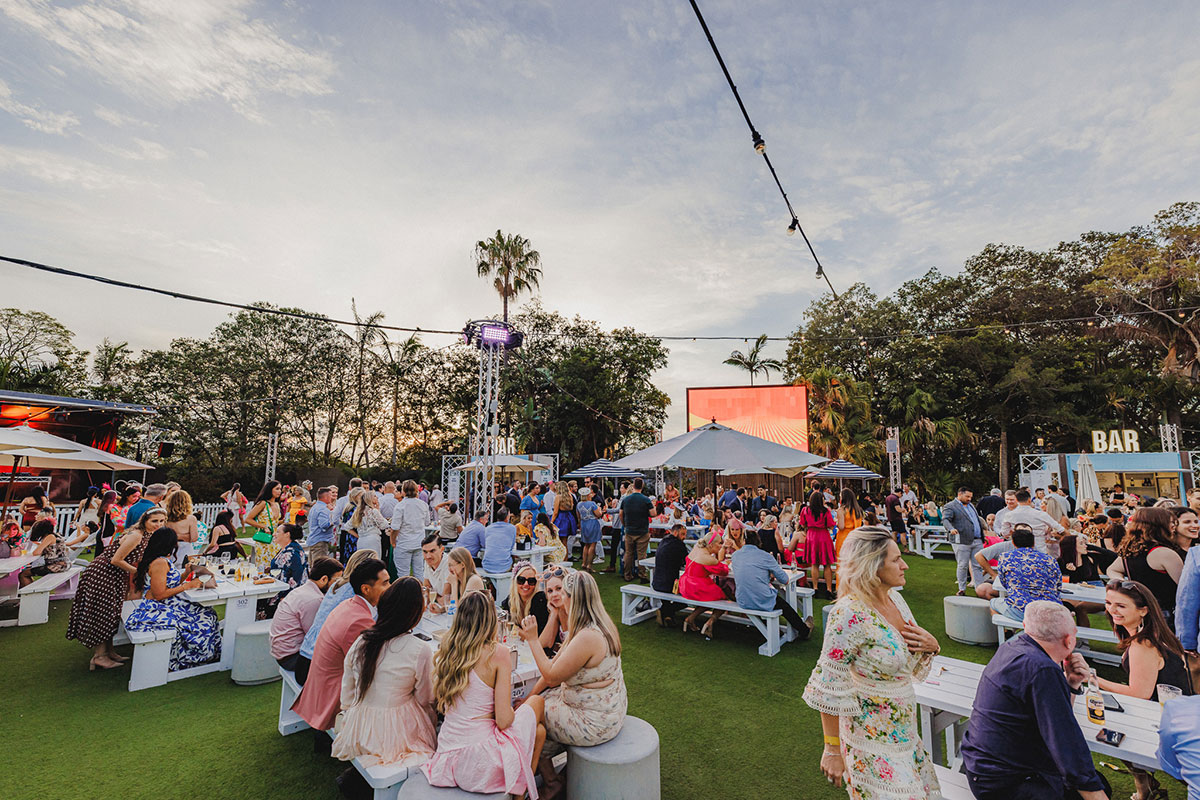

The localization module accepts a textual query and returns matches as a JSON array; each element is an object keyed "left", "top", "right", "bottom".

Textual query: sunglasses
[
  {"left": 542, "top": 567, "right": 566, "bottom": 579},
  {"left": 515, "top": 575, "right": 538, "bottom": 586}
]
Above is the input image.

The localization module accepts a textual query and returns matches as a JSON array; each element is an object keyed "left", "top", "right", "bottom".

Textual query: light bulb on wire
[
  {"left": 787, "top": 218, "right": 799, "bottom": 236},
  {"left": 752, "top": 132, "right": 765, "bottom": 154}
]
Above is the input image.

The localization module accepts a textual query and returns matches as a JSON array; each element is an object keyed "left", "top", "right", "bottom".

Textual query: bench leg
[
  {"left": 128, "top": 640, "right": 172, "bottom": 692},
  {"left": 17, "top": 592, "right": 50, "bottom": 626},
  {"left": 749, "top": 615, "right": 781, "bottom": 657},
  {"left": 278, "top": 679, "right": 310, "bottom": 736}
]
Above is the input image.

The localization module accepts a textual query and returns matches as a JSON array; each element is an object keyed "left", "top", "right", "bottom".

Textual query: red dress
[
  {"left": 799, "top": 507, "right": 837, "bottom": 566},
  {"left": 677, "top": 557, "right": 728, "bottom": 602}
]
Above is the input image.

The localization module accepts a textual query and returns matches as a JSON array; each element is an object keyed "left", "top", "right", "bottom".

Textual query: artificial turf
[{"left": 0, "top": 555, "right": 1172, "bottom": 800}]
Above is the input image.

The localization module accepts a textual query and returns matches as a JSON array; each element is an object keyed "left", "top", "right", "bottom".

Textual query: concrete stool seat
[
  {"left": 943, "top": 595, "right": 995, "bottom": 646},
  {"left": 566, "top": 715, "right": 660, "bottom": 800},
  {"left": 231, "top": 619, "right": 279, "bottom": 685},
  {"left": 396, "top": 770, "right": 507, "bottom": 799}
]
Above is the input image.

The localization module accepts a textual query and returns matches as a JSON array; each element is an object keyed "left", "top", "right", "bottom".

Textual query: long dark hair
[
  {"left": 806, "top": 490, "right": 827, "bottom": 518},
  {"left": 839, "top": 488, "right": 862, "bottom": 520},
  {"left": 213, "top": 510, "right": 236, "bottom": 536},
  {"left": 81, "top": 486, "right": 100, "bottom": 509},
  {"left": 118, "top": 485, "right": 140, "bottom": 506},
  {"left": 28, "top": 486, "right": 47, "bottom": 509},
  {"left": 96, "top": 490, "right": 118, "bottom": 520},
  {"left": 1117, "top": 507, "right": 1174, "bottom": 558},
  {"left": 1105, "top": 579, "right": 1184, "bottom": 658},
  {"left": 354, "top": 577, "right": 424, "bottom": 697},
  {"left": 254, "top": 480, "right": 280, "bottom": 505},
  {"left": 135, "top": 527, "right": 179, "bottom": 591},
  {"left": 29, "top": 519, "right": 55, "bottom": 542}
]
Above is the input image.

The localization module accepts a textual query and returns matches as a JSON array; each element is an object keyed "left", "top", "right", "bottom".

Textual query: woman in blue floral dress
[
  {"left": 271, "top": 524, "right": 309, "bottom": 588},
  {"left": 125, "top": 528, "right": 222, "bottom": 671},
  {"left": 804, "top": 526, "right": 942, "bottom": 800}
]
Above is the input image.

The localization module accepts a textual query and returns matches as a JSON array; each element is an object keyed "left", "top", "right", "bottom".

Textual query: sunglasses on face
[{"left": 515, "top": 575, "right": 538, "bottom": 586}]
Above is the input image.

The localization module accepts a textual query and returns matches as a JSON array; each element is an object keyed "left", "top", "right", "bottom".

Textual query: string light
[{"left": 787, "top": 218, "right": 799, "bottom": 236}]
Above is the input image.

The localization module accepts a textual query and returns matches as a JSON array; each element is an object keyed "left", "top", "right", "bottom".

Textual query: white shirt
[
  {"left": 378, "top": 492, "right": 397, "bottom": 519},
  {"left": 992, "top": 505, "right": 1017, "bottom": 532},
  {"left": 544, "top": 490, "right": 558, "bottom": 516},
  {"left": 424, "top": 552, "right": 451, "bottom": 598},
  {"left": 995, "top": 504, "right": 1065, "bottom": 554},
  {"left": 390, "top": 497, "right": 428, "bottom": 551},
  {"left": 900, "top": 490, "right": 918, "bottom": 505}
]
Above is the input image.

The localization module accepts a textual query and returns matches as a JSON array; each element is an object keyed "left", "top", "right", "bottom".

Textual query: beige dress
[
  {"left": 332, "top": 634, "right": 438, "bottom": 768},
  {"left": 544, "top": 646, "right": 627, "bottom": 746}
]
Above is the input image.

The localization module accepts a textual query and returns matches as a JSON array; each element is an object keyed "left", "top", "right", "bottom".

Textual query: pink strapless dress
[{"left": 422, "top": 670, "right": 539, "bottom": 798}]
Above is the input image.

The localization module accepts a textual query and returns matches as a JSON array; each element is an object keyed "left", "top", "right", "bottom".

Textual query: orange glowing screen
[{"left": 686, "top": 385, "right": 809, "bottom": 450}]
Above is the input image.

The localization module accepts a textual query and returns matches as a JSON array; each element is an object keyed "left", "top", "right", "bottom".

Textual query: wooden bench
[
  {"left": 16, "top": 565, "right": 81, "bottom": 625},
  {"left": 933, "top": 764, "right": 972, "bottom": 800},
  {"left": 992, "top": 613, "right": 1121, "bottom": 665},
  {"left": 619, "top": 584, "right": 795, "bottom": 656}
]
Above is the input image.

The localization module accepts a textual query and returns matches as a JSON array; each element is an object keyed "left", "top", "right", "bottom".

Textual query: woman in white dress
[{"left": 350, "top": 491, "right": 388, "bottom": 557}]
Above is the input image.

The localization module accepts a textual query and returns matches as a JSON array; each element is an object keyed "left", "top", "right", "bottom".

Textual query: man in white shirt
[
  {"left": 420, "top": 534, "right": 451, "bottom": 601},
  {"left": 377, "top": 481, "right": 397, "bottom": 519},
  {"left": 390, "top": 479, "right": 428, "bottom": 578},
  {"left": 995, "top": 489, "right": 1065, "bottom": 556},
  {"left": 992, "top": 490, "right": 1019, "bottom": 532},
  {"left": 900, "top": 483, "right": 918, "bottom": 507},
  {"left": 543, "top": 484, "right": 558, "bottom": 518}
]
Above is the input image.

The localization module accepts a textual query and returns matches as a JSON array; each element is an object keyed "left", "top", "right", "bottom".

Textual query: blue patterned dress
[{"left": 124, "top": 559, "right": 222, "bottom": 671}]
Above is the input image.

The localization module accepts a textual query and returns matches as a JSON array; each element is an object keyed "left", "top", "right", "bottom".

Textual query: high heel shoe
[
  {"left": 89, "top": 657, "right": 121, "bottom": 671},
  {"left": 107, "top": 651, "right": 130, "bottom": 662},
  {"left": 682, "top": 618, "right": 700, "bottom": 635},
  {"left": 700, "top": 621, "right": 715, "bottom": 641}
]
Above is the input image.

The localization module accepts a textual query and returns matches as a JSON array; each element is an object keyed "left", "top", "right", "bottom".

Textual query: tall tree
[
  {"left": 802, "top": 367, "right": 879, "bottom": 465},
  {"left": 474, "top": 231, "right": 542, "bottom": 322},
  {"left": 723, "top": 335, "right": 782, "bottom": 385}
]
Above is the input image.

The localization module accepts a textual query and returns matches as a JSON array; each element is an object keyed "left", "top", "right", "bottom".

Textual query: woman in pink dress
[
  {"left": 677, "top": 532, "right": 729, "bottom": 639},
  {"left": 797, "top": 491, "right": 837, "bottom": 600},
  {"left": 423, "top": 590, "right": 548, "bottom": 799},
  {"left": 332, "top": 577, "right": 437, "bottom": 768}
]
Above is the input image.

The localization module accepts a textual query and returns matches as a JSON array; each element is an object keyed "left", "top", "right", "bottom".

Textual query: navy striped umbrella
[
  {"left": 804, "top": 459, "right": 882, "bottom": 480},
  {"left": 562, "top": 458, "right": 645, "bottom": 479}
]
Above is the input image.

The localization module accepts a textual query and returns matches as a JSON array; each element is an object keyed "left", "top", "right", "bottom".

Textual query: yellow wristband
[{"left": 823, "top": 735, "right": 840, "bottom": 747}]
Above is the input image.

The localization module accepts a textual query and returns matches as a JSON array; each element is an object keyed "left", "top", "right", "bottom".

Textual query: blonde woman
[
  {"left": 422, "top": 591, "right": 548, "bottom": 798},
  {"left": 164, "top": 489, "right": 199, "bottom": 566},
  {"left": 538, "top": 566, "right": 571, "bottom": 654},
  {"left": 502, "top": 562, "right": 550, "bottom": 639},
  {"left": 350, "top": 491, "right": 388, "bottom": 557},
  {"left": 431, "top": 547, "right": 485, "bottom": 613},
  {"left": 803, "top": 526, "right": 941, "bottom": 799},
  {"left": 519, "top": 571, "right": 627, "bottom": 748}
]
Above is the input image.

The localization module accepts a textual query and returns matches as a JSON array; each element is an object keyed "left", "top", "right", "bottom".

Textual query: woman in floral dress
[
  {"left": 245, "top": 480, "right": 284, "bottom": 569},
  {"left": 804, "top": 526, "right": 942, "bottom": 800},
  {"left": 124, "top": 528, "right": 221, "bottom": 671}
]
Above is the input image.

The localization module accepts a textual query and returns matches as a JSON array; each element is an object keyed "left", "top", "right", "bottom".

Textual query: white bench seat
[
  {"left": 933, "top": 764, "right": 972, "bottom": 800},
  {"left": 992, "top": 613, "right": 1121, "bottom": 665},
  {"left": 619, "top": 584, "right": 797, "bottom": 657},
  {"left": 15, "top": 565, "right": 81, "bottom": 625}
]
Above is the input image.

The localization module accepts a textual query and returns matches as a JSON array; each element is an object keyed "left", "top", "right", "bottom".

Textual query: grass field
[{"left": 0, "top": 554, "right": 1172, "bottom": 800}]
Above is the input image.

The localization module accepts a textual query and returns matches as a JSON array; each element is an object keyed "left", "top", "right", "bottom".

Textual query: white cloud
[
  {"left": 0, "top": 0, "right": 335, "bottom": 120},
  {"left": 0, "top": 78, "right": 78, "bottom": 134},
  {"left": 94, "top": 105, "right": 151, "bottom": 128}
]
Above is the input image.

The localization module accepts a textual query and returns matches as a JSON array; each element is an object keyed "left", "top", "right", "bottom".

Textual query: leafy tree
[
  {"left": 474, "top": 230, "right": 542, "bottom": 322},
  {"left": 802, "top": 367, "right": 879, "bottom": 466},
  {"left": 0, "top": 308, "right": 87, "bottom": 394},
  {"left": 723, "top": 335, "right": 782, "bottom": 385}
]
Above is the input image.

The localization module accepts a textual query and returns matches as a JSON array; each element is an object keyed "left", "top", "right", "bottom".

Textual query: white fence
[{"left": 48, "top": 502, "right": 225, "bottom": 537}]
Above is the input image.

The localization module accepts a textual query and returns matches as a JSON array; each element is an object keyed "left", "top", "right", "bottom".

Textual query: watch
[{"left": 1069, "top": 683, "right": 1084, "bottom": 695}]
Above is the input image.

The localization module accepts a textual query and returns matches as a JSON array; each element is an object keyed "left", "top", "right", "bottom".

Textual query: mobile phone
[
  {"left": 1095, "top": 728, "right": 1125, "bottom": 746},
  {"left": 413, "top": 632, "right": 432, "bottom": 641},
  {"left": 1102, "top": 693, "right": 1124, "bottom": 713}
]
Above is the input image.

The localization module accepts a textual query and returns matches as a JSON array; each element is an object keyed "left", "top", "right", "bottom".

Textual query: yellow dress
[
  {"left": 803, "top": 591, "right": 940, "bottom": 800},
  {"left": 535, "top": 523, "right": 568, "bottom": 565}
]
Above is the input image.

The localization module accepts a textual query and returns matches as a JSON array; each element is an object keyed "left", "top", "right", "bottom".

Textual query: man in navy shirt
[
  {"left": 718, "top": 483, "right": 739, "bottom": 512},
  {"left": 652, "top": 523, "right": 688, "bottom": 626},
  {"left": 961, "top": 600, "right": 1110, "bottom": 800}
]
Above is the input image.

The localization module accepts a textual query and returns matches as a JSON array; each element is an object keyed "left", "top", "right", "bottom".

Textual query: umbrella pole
[{"left": 1, "top": 455, "right": 22, "bottom": 525}]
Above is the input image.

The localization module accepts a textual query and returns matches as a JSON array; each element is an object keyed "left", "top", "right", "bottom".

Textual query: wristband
[{"left": 823, "top": 735, "right": 840, "bottom": 747}]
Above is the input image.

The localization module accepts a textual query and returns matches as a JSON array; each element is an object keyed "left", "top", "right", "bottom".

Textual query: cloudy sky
[{"left": 2, "top": 0, "right": 1199, "bottom": 434}]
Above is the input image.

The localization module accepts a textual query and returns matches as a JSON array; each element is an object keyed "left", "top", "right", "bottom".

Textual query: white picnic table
[
  {"left": 637, "top": 557, "right": 814, "bottom": 619},
  {"left": 180, "top": 574, "right": 289, "bottom": 671},
  {"left": 911, "top": 525, "right": 953, "bottom": 559},
  {"left": 1059, "top": 583, "right": 1107, "bottom": 604},
  {"left": 0, "top": 554, "right": 40, "bottom": 627},
  {"left": 914, "top": 655, "right": 1162, "bottom": 771},
  {"left": 417, "top": 609, "right": 541, "bottom": 700},
  {"left": 647, "top": 521, "right": 708, "bottom": 537}
]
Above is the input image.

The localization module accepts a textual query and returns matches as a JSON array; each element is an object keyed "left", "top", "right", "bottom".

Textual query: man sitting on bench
[
  {"left": 270, "top": 556, "right": 343, "bottom": 682},
  {"left": 652, "top": 522, "right": 688, "bottom": 627},
  {"left": 731, "top": 531, "right": 812, "bottom": 640}
]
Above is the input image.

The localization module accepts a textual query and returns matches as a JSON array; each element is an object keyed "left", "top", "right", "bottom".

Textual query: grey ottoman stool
[
  {"left": 943, "top": 594, "right": 995, "bottom": 645},
  {"left": 566, "top": 715, "right": 660, "bottom": 800},
  {"left": 231, "top": 619, "right": 279, "bottom": 685}
]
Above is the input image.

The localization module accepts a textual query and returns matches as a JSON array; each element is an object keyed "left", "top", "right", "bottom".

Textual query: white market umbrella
[
  {"left": 613, "top": 422, "right": 827, "bottom": 477},
  {"left": 562, "top": 458, "right": 645, "bottom": 479},
  {"left": 452, "top": 454, "right": 550, "bottom": 475},
  {"left": 1075, "top": 454, "right": 1102, "bottom": 507},
  {"left": 0, "top": 425, "right": 152, "bottom": 470}
]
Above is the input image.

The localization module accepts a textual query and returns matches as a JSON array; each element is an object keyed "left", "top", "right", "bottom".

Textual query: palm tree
[
  {"left": 803, "top": 367, "right": 878, "bottom": 462},
  {"left": 723, "top": 335, "right": 783, "bottom": 386},
  {"left": 474, "top": 231, "right": 542, "bottom": 322}
]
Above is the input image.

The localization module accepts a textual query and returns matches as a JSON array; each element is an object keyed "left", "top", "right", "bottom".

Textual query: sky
[{"left": 1, "top": 0, "right": 1199, "bottom": 436}]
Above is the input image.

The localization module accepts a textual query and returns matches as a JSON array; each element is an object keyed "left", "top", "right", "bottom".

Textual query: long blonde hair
[
  {"left": 448, "top": 547, "right": 479, "bottom": 597},
  {"left": 350, "top": 491, "right": 374, "bottom": 529},
  {"left": 432, "top": 590, "right": 496, "bottom": 714},
  {"left": 564, "top": 571, "right": 621, "bottom": 657},
  {"left": 556, "top": 481, "right": 574, "bottom": 511},
  {"left": 838, "top": 526, "right": 894, "bottom": 602},
  {"left": 164, "top": 489, "right": 193, "bottom": 523},
  {"left": 332, "top": 549, "right": 375, "bottom": 591},
  {"left": 507, "top": 562, "right": 538, "bottom": 620}
]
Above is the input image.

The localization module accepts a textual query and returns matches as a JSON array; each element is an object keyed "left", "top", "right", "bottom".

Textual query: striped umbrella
[
  {"left": 561, "top": 458, "right": 645, "bottom": 479},
  {"left": 804, "top": 459, "right": 883, "bottom": 480}
]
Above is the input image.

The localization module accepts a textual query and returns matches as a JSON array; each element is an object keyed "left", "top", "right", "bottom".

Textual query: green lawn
[{"left": 0, "top": 555, "right": 1171, "bottom": 799}]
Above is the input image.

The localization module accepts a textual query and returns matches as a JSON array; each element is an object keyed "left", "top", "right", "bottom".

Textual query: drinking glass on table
[
  {"left": 1158, "top": 684, "right": 1183, "bottom": 706},
  {"left": 219, "top": 552, "right": 231, "bottom": 571}
]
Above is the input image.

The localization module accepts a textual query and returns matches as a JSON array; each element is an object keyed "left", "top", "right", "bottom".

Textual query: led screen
[{"left": 686, "top": 384, "right": 809, "bottom": 450}]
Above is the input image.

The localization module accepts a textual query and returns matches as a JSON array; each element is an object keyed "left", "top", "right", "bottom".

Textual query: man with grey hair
[
  {"left": 961, "top": 600, "right": 1110, "bottom": 800},
  {"left": 125, "top": 483, "right": 167, "bottom": 528}
]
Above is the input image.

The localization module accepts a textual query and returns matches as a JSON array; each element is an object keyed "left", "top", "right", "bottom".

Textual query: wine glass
[{"left": 219, "top": 552, "right": 231, "bottom": 574}]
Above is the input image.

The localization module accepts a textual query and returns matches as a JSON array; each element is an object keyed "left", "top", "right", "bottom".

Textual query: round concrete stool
[
  {"left": 943, "top": 594, "right": 995, "bottom": 645},
  {"left": 396, "top": 771, "right": 506, "bottom": 799},
  {"left": 231, "top": 619, "right": 279, "bottom": 685},
  {"left": 822, "top": 601, "right": 834, "bottom": 633},
  {"left": 566, "top": 715, "right": 660, "bottom": 800}
]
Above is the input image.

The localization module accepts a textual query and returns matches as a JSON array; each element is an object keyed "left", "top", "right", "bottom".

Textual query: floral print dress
[
  {"left": 123, "top": 559, "right": 222, "bottom": 671},
  {"left": 803, "top": 590, "right": 940, "bottom": 800}
]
